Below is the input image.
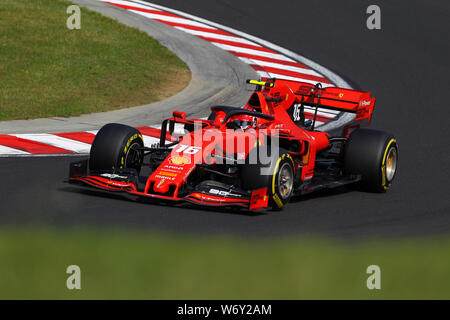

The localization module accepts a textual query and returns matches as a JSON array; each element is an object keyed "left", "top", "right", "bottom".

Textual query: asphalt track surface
[{"left": 1, "top": 0, "right": 449, "bottom": 238}]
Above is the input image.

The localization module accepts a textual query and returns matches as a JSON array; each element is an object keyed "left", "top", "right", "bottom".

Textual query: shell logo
[
  {"left": 169, "top": 156, "right": 190, "bottom": 165},
  {"left": 339, "top": 93, "right": 344, "bottom": 98}
]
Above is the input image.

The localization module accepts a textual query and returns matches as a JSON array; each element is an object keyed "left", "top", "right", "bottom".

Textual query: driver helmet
[{"left": 229, "top": 113, "right": 256, "bottom": 131}]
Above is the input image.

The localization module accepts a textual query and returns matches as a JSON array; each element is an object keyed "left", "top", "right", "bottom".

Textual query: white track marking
[
  {"left": 126, "top": 2, "right": 352, "bottom": 97},
  {"left": 238, "top": 57, "right": 323, "bottom": 77},
  {"left": 212, "top": 42, "right": 295, "bottom": 62},
  {"left": 86, "top": 128, "right": 178, "bottom": 147},
  {"left": 148, "top": 123, "right": 188, "bottom": 135},
  {"left": 101, "top": 0, "right": 158, "bottom": 10},
  {"left": 130, "top": 0, "right": 350, "bottom": 87},
  {"left": 255, "top": 71, "right": 333, "bottom": 87},
  {"left": 174, "top": 27, "right": 260, "bottom": 46},
  {"left": 141, "top": 135, "right": 160, "bottom": 147},
  {"left": 0, "top": 153, "right": 87, "bottom": 158},
  {"left": 129, "top": 10, "right": 216, "bottom": 29},
  {"left": 0, "top": 145, "right": 30, "bottom": 155},
  {"left": 10, "top": 134, "right": 91, "bottom": 153}
]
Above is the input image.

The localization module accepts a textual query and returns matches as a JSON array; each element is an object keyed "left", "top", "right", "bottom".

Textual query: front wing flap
[{"left": 183, "top": 180, "right": 268, "bottom": 209}]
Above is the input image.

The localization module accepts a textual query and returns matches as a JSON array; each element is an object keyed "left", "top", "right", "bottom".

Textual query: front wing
[{"left": 68, "top": 159, "right": 269, "bottom": 211}]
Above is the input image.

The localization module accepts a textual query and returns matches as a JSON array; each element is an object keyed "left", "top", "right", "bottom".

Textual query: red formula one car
[{"left": 69, "top": 78, "right": 398, "bottom": 211}]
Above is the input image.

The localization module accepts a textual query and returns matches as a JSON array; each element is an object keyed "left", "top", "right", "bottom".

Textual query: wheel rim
[
  {"left": 278, "top": 162, "right": 294, "bottom": 199},
  {"left": 385, "top": 147, "right": 397, "bottom": 182},
  {"left": 124, "top": 142, "right": 143, "bottom": 170}
]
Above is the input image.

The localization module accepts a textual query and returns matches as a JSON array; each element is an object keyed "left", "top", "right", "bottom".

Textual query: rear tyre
[
  {"left": 344, "top": 129, "right": 398, "bottom": 192},
  {"left": 241, "top": 147, "right": 295, "bottom": 210},
  {"left": 89, "top": 123, "right": 144, "bottom": 173}
]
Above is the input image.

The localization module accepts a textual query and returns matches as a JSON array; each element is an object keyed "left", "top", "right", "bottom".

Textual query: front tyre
[
  {"left": 241, "top": 147, "right": 295, "bottom": 210},
  {"left": 89, "top": 123, "right": 144, "bottom": 173},
  {"left": 344, "top": 129, "right": 398, "bottom": 192},
  {"left": 270, "top": 155, "right": 295, "bottom": 209}
]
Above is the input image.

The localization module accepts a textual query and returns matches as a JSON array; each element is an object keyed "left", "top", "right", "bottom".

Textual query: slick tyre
[
  {"left": 89, "top": 123, "right": 144, "bottom": 173},
  {"left": 241, "top": 147, "right": 295, "bottom": 210},
  {"left": 344, "top": 129, "right": 398, "bottom": 192}
]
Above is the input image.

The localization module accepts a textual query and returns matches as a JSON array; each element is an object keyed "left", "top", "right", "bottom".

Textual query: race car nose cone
[{"left": 154, "top": 179, "right": 170, "bottom": 193}]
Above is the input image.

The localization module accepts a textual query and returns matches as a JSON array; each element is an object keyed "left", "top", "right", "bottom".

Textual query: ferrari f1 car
[{"left": 69, "top": 78, "right": 398, "bottom": 211}]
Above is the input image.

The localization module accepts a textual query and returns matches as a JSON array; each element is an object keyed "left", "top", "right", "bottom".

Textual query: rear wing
[{"left": 247, "top": 79, "right": 375, "bottom": 129}]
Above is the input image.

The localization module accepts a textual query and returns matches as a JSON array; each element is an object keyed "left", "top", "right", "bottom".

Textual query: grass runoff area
[
  {"left": 0, "top": 227, "right": 449, "bottom": 299},
  {"left": 0, "top": 0, "right": 190, "bottom": 121}
]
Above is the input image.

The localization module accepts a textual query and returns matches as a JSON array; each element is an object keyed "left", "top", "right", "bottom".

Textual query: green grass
[
  {"left": 0, "top": 0, "right": 190, "bottom": 120},
  {"left": 0, "top": 227, "right": 449, "bottom": 299}
]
